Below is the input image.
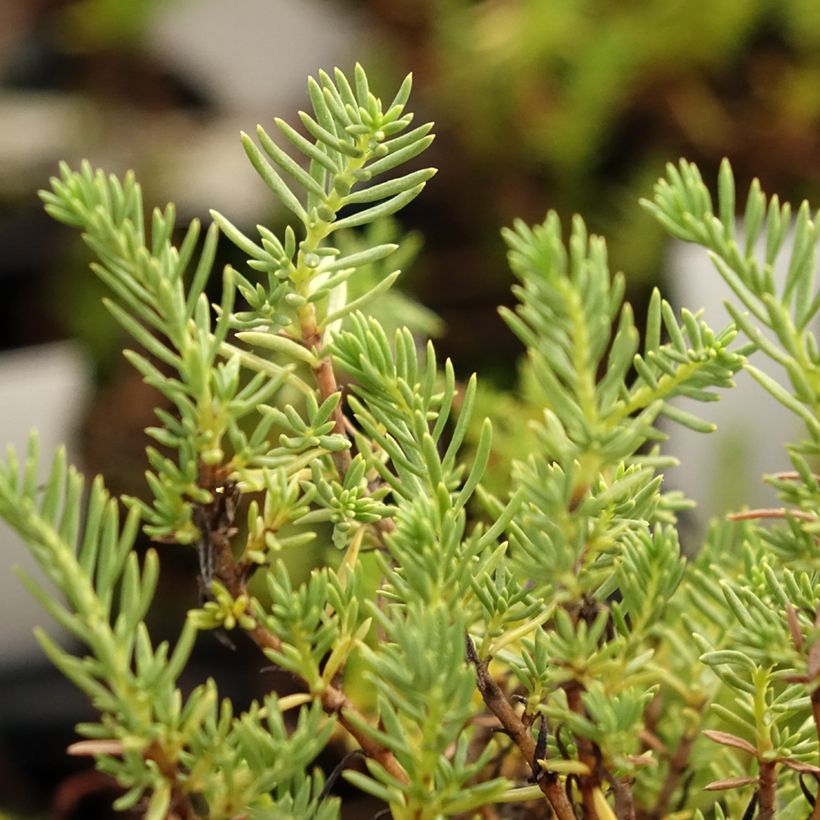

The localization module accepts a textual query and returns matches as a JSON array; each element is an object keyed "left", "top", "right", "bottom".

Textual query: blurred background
[{"left": 1, "top": 0, "right": 819, "bottom": 816}]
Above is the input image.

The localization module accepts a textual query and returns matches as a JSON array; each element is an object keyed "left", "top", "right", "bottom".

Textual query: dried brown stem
[
  {"left": 466, "top": 636, "right": 576, "bottom": 820},
  {"left": 770, "top": 471, "right": 820, "bottom": 482},
  {"left": 727, "top": 507, "right": 816, "bottom": 523},
  {"left": 241, "top": 605, "right": 408, "bottom": 783},
  {"left": 321, "top": 687, "right": 408, "bottom": 784},
  {"left": 232, "top": 581, "right": 407, "bottom": 785}
]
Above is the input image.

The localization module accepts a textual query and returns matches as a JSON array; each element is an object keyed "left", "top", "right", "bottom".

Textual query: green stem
[
  {"left": 611, "top": 359, "right": 701, "bottom": 426},
  {"left": 286, "top": 138, "right": 375, "bottom": 477}
]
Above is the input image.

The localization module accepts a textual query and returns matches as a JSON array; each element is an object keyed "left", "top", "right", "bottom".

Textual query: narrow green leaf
[
  {"left": 717, "top": 158, "right": 736, "bottom": 238},
  {"left": 783, "top": 201, "right": 815, "bottom": 304},
  {"left": 307, "top": 75, "right": 336, "bottom": 136},
  {"left": 103, "top": 299, "right": 182, "bottom": 367},
  {"left": 298, "top": 111, "right": 361, "bottom": 159},
  {"left": 321, "top": 243, "right": 398, "bottom": 273},
  {"left": 209, "top": 210, "right": 266, "bottom": 259},
  {"left": 660, "top": 301, "right": 687, "bottom": 354},
  {"left": 329, "top": 186, "right": 426, "bottom": 233},
  {"left": 241, "top": 132, "right": 308, "bottom": 223},
  {"left": 724, "top": 302, "right": 789, "bottom": 366},
  {"left": 364, "top": 136, "right": 435, "bottom": 177},
  {"left": 275, "top": 117, "right": 340, "bottom": 173},
  {"left": 256, "top": 125, "right": 326, "bottom": 198},
  {"left": 645, "top": 288, "right": 661, "bottom": 355},
  {"left": 746, "top": 363, "right": 819, "bottom": 434},
  {"left": 660, "top": 402, "right": 716, "bottom": 433},
  {"left": 237, "top": 331, "right": 318, "bottom": 366},
  {"left": 185, "top": 222, "right": 218, "bottom": 319},
  {"left": 456, "top": 418, "right": 492, "bottom": 509},
  {"left": 343, "top": 168, "right": 436, "bottom": 206},
  {"left": 322, "top": 271, "right": 401, "bottom": 327},
  {"left": 353, "top": 63, "right": 370, "bottom": 106}
]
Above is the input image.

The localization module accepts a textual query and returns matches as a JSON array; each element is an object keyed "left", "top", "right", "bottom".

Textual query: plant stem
[
  {"left": 194, "top": 474, "right": 407, "bottom": 787},
  {"left": 466, "top": 636, "right": 576, "bottom": 820},
  {"left": 611, "top": 777, "right": 636, "bottom": 820},
  {"left": 320, "top": 686, "right": 408, "bottom": 785},
  {"left": 298, "top": 302, "right": 352, "bottom": 476},
  {"left": 806, "top": 606, "right": 820, "bottom": 748},
  {"left": 650, "top": 727, "right": 697, "bottom": 819},
  {"left": 757, "top": 761, "right": 777, "bottom": 820},
  {"left": 565, "top": 682, "right": 602, "bottom": 819},
  {"left": 809, "top": 607, "right": 820, "bottom": 803},
  {"left": 144, "top": 740, "right": 197, "bottom": 820},
  {"left": 239, "top": 573, "right": 408, "bottom": 785}
]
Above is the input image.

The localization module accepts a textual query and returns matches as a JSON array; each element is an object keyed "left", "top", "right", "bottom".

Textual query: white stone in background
[
  {"left": 147, "top": 0, "right": 363, "bottom": 113},
  {"left": 145, "top": 0, "right": 364, "bottom": 222},
  {"left": 0, "top": 343, "right": 91, "bottom": 667},
  {"left": 664, "top": 234, "right": 804, "bottom": 526},
  {"left": 0, "top": 93, "right": 90, "bottom": 195}
]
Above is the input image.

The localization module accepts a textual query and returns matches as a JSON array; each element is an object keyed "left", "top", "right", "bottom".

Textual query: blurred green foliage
[
  {"left": 352, "top": 0, "right": 820, "bottom": 331},
  {"left": 57, "top": 0, "right": 166, "bottom": 50}
]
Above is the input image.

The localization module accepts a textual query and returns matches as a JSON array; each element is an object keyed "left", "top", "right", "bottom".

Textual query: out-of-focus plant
[
  {"left": 57, "top": 0, "right": 166, "bottom": 50},
  {"left": 349, "top": 0, "right": 820, "bottom": 343},
  {"left": 3, "top": 62, "right": 820, "bottom": 819}
]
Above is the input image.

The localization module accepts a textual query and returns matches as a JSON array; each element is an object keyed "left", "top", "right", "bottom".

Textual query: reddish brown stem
[
  {"left": 757, "top": 760, "right": 777, "bottom": 820},
  {"left": 195, "top": 475, "right": 408, "bottom": 790},
  {"left": 565, "top": 682, "right": 602, "bottom": 819},
  {"left": 313, "top": 356, "right": 352, "bottom": 475},
  {"left": 644, "top": 696, "right": 706, "bottom": 820},
  {"left": 238, "top": 585, "right": 408, "bottom": 786},
  {"left": 808, "top": 607, "right": 820, "bottom": 812},
  {"left": 812, "top": 682, "right": 820, "bottom": 751},
  {"left": 810, "top": 784, "right": 820, "bottom": 820},
  {"left": 650, "top": 728, "right": 697, "bottom": 818},
  {"left": 466, "top": 637, "right": 576, "bottom": 820},
  {"left": 300, "top": 308, "right": 352, "bottom": 477},
  {"left": 321, "top": 686, "right": 408, "bottom": 785},
  {"left": 770, "top": 471, "right": 820, "bottom": 482},
  {"left": 243, "top": 608, "right": 408, "bottom": 783}
]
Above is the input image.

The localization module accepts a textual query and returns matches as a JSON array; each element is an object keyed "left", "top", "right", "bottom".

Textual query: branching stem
[
  {"left": 195, "top": 468, "right": 407, "bottom": 787},
  {"left": 466, "top": 635, "right": 576, "bottom": 820},
  {"left": 144, "top": 740, "right": 197, "bottom": 820}
]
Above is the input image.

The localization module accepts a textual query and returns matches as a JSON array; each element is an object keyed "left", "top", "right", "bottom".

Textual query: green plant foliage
[{"left": 3, "top": 64, "right": 820, "bottom": 818}]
